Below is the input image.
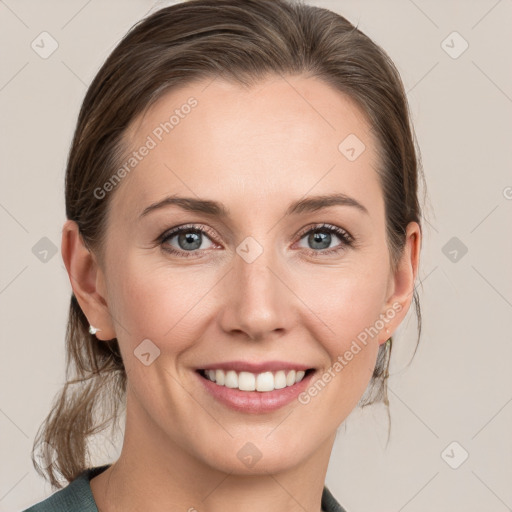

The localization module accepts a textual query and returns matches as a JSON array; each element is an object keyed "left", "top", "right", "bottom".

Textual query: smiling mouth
[{"left": 197, "top": 368, "right": 315, "bottom": 393}]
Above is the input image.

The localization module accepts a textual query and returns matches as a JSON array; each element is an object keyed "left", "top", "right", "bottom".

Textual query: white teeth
[
  {"left": 256, "top": 372, "right": 274, "bottom": 392},
  {"left": 274, "top": 370, "right": 287, "bottom": 389},
  {"left": 202, "top": 368, "right": 308, "bottom": 392},
  {"left": 238, "top": 371, "right": 256, "bottom": 391},
  {"left": 215, "top": 369, "right": 225, "bottom": 385},
  {"left": 224, "top": 370, "right": 238, "bottom": 388}
]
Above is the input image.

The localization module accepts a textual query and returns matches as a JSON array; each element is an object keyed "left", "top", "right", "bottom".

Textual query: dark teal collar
[{"left": 25, "top": 464, "right": 347, "bottom": 512}]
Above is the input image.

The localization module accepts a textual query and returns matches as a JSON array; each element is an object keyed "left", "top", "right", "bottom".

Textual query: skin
[{"left": 62, "top": 74, "right": 421, "bottom": 512}]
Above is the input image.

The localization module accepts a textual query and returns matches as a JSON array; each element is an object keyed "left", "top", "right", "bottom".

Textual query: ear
[
  {"left": 379, "top": 221, "right": 422, "bottom": 345},
  {"left": 61, "top": 220, "right": 116, "bottom": 341}
]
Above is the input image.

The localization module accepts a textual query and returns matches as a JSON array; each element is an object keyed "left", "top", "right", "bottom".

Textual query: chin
[{"left": 205, "top": 447, "right": 305, "bottom": 476}]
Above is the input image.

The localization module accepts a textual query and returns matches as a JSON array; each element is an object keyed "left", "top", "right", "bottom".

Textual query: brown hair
[{"left": 33, "top": 0, "right": 425, "bottom": 488}]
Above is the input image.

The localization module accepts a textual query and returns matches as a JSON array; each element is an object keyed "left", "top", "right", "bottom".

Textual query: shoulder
[
  {"left": 22, "top": 465, "right": 110, "bottom": 512},
  {"left": 322, "top": 485, "right": 349, "bottom": 512},
  {"left": 23, "top": 468, "right": 346, "bottom": 512}
]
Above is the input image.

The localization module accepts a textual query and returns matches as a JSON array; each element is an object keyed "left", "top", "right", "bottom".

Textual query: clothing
[{"left": 22, "top": 464, "right": 347, "bottom": 511}]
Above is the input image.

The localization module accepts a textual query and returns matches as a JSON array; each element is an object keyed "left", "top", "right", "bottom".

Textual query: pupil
[
  {"left": 309, "top": 231, "right": 330, "bottom": 250},
  {"left": 179, "top": 231, "right": 201, "bottom": 250}
]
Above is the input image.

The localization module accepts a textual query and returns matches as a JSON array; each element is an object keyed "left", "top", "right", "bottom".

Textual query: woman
[{"left": 26, "top": 0, "right": 423, "bottom": 510}]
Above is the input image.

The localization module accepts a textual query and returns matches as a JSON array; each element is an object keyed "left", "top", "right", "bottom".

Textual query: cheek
[
  {"left": 299, "top": 262, "right": 390, "bottom": 351},
  {"left": 294, "top": 271, "right": 387, "bottom": 420},
  {"left": 293, "top": 260, "right": 389, "bottom": 407},
  {"left": 107, "top": 257, "right": 219, "bottom": 352}
]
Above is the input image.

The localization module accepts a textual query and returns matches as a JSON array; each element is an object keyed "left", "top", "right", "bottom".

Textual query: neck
[{"left": 91, "top": 391, "right": 335, "bottom": 512}]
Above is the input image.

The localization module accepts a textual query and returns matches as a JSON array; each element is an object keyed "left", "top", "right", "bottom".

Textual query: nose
[{"left": 217, "top": 238, "right": 293, "bottom": 341}]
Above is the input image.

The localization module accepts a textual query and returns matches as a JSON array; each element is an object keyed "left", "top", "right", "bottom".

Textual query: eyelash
[{"left": 157, "top": 223, "right": 354, "bottom": 259}]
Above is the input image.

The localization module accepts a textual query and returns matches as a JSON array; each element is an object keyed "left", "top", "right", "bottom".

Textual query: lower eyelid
[
  {"left": 162, "top": 230, "right": 216, "bottom": 250},
  {"left": 159, "top": 224, "right": 352, "bottom": 256},
  {"left": 296, "top": 234, "right": 347, "bottom": 253}
]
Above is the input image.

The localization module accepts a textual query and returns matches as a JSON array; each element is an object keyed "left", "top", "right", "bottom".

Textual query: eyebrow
[{"left": 139, "top": 192, "right": 369, "bottom": 219}]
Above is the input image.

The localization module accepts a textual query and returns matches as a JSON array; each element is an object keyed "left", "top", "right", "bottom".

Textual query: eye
[
  {"left": 159, "top": 224, "right": 218, "bottom": 258},
  {"left": 157, "top": 222, "right": 354, "bottom": 259},
  {"left": 296, "top": 223, "right": 354, "bottom": 256}
]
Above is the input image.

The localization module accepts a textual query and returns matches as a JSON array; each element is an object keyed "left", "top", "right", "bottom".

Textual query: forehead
[{"left": 110, "top": 74, "right": 383, "bottom": 223}]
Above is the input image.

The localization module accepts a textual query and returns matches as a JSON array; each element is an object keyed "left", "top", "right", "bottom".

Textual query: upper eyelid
[
  {"left": 296, "top": 223, "right": 351, "bottom": 240},
  {"left": 161, "top": 223, "right": 216, "bottom": 239},
  {"left": 160, "top": 223, "right": 352, "bottom": 247}
]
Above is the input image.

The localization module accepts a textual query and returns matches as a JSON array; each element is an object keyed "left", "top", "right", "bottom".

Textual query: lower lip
[{"left": 196, "top": 370, "right": 315, "bottom": 414}]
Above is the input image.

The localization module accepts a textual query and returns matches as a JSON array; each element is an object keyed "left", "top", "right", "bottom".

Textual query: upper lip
[{"left": 198, "top": 361, "right": 314, "bottom": 373}]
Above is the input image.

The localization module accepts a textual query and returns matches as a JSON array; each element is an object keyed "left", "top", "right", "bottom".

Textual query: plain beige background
[{"left": 1, "top": 0, "right": 511, "bottom": 511}]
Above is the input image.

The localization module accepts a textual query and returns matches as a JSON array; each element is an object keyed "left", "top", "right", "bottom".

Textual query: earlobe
[
  {"left": 379, "top": 221, "right": 422, "bottom": 345},
  {"left": 61, "top": 220, "right": 116, "bottom": 341}
]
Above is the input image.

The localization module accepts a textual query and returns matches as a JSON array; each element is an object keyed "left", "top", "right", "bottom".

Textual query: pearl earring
[{"left": 88, "top": 325, "right": 101, "bottom": 335}]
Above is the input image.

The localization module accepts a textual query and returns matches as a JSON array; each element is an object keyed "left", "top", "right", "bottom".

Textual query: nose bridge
[
  {"left": 235, "top": 233, "right": 282, "bottom": 302},
  {"left": 221, "top": 233, "right": 290, "bottom": 338}
]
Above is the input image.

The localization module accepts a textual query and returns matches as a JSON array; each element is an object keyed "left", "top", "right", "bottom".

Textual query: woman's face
[{"left": 91, "top": 75, "right": 418, "bottom": 474}]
